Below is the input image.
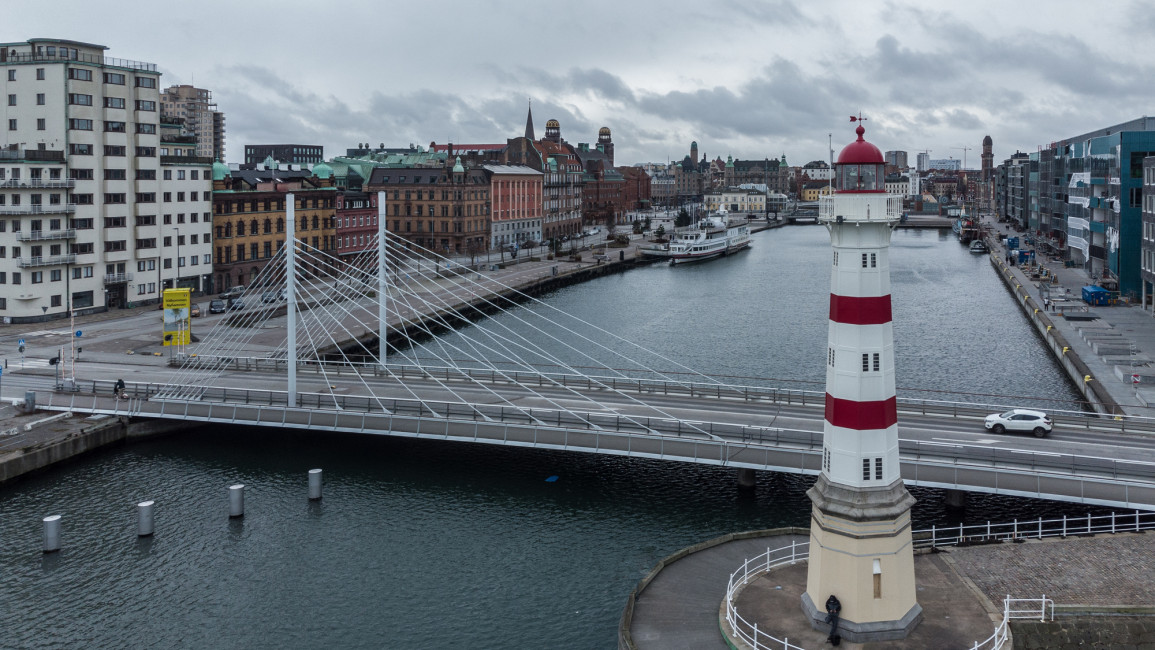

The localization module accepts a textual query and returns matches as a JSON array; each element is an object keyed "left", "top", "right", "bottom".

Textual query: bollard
[
  {"left": 43, "top": 515, "right": 61, "bottom": 553},
  {"left": 137, "top": 500, "right": 155, "bottom": 537},
  {"left": 228, "top": 484, "right": 245, "bottom": 518},
  {"left": 308, "top": 469, "right": 323, "bottom": 500}
]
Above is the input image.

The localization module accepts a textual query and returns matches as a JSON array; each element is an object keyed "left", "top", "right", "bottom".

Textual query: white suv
[{"left": 984, "top": 409, "right": 1052, "bottom": 438}]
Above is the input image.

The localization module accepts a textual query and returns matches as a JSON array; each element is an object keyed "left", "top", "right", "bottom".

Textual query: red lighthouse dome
[{"left": 835, "top": 124, "right": 885, "bottom": 192}]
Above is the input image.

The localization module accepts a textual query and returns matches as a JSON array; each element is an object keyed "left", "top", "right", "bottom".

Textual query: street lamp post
[{"left": 174, "top": 227, "right": 181, "bottom": 291}]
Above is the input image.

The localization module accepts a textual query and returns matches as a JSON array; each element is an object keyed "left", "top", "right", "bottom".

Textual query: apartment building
[
  {"left": 0, "top": 38, "right": 212, "bottom": 321},
  {"left": 211, "top": 158, "right": 336, "bottom": 291},
  {"left": 160, "top": 84, "right": 225, "bottom": 161}
]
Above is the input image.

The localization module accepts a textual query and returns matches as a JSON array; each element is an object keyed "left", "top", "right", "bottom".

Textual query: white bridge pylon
[{"left": 157, "top": 192, "right": 732, "bottom": 438}]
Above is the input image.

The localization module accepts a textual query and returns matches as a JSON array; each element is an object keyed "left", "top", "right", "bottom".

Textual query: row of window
[
  {"left": 826, "top": 349, "right": 883, "bottom": 372},
  {"left": 58, "top": 67, "right": 157, "bottom": 88},
  {"left": 830, "top": 251, "right": 880, "bottom": 268},
  {"left": 67, "top": 144, "right": 159, "bottom": 157},
  {"left": 216, "top": 197, "right": 334, "bottom": 213},
  {"left": 0, "top": 193, "right": 64, "bottom": 206},
  {"left": 820, "top": 450, "right": 884, "bottom": 482},
  {"left": 0, "top": 167, "right": 63, "bottom": 180},
  {"left": 65, "top": 119, "right": 157, "bottom": 134}
]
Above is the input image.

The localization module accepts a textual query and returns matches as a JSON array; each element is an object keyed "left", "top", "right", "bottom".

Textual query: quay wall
[
  {"left": 987, "top": 252, "right": 1121, "bottom": 415},
  {"left": 0, "top": 415, "right": 190, "bottom": 484}
]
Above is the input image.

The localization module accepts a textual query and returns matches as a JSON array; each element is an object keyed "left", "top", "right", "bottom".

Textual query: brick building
[{"left": 210, "top": 158, "right": 336, "bottom": 291}]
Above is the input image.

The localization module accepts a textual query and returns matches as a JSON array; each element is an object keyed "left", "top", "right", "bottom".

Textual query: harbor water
[{"left": 1, "top": 226, "right": 1103, "bottom": 649}]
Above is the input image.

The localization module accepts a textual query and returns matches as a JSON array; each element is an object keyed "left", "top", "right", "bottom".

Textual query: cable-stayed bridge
[{"left": 32, "top": 194, "right": 1155, "bottom": 511}]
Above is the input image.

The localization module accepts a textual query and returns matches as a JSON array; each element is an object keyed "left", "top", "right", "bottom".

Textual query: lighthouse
[{"left": 801, "top": 120, "right": 922, "bottom": 641}]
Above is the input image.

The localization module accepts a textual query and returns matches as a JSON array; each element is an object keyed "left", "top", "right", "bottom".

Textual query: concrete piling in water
[
  {"left": 137, "top": 501, "right": 155, "bottom": 537},
  {"left": 228, "top": 484, "right": 245, "bottom": 518},
  {"left": 945, "top": 489, "right": 967, "bottom": 509},
  {"left": 308, "top": 469, "right": 322, "bottom": 500},
  {"left": 42, "top": 515, "right": 61, "bottom": 553},
  {"left": 737, "top": 468, "right": 756, "bottom": 489}
]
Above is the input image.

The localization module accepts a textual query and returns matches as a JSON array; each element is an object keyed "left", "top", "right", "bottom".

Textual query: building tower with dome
[
  {"left": 801, "top": 121, "right": 922, "bottom": 642},
  {"left": 981, "top": 135, "right": 994, "bottom": 212},
  {"left": 598, "top": 126, "right": 614, "bottom": 166},
  {"left": 545, "top": 119, "right": 562, "bottom": 144}
]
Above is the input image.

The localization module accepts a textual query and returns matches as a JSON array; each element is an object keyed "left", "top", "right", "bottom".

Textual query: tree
[
  {"left": 655, "top": 224, "right": 666, "bottom": 240},
  {"left": 643, "top": 216, "right": 652, "bottom": 232},
  {"left": 675, "top": 208, "right": 691, "bottom": 228}
]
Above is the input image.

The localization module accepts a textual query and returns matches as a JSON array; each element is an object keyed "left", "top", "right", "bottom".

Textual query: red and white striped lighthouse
[{"left": 802, "top": 120, "right": 922, "bottom": 642}]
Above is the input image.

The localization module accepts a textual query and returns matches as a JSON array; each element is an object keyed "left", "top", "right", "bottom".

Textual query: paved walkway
[
  {"left": 626, "top": 530, "right": 1155, "bottom": 649},
  {"left": 981, "top": 215, "right": 1155, "bottom": 415}
]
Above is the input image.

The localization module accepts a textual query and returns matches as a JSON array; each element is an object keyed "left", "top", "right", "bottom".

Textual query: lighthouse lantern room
[{"left": 800, "top": 121, "right": 922, "bottom": 642}]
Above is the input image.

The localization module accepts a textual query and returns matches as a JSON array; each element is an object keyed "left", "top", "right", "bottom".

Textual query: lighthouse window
[
  {"left": 833, "top": 251, "right": 838, "bottom": 266},
  {"left": 875, "top": 457, "right": 883, "bottom": 480},
  {"left": 863, "top": 459, "right": 871, "bottom": 481},
  {"left": 870, "top": 253, "right": 877, "bottom": 268},
  {"left": 828, "top": 348, "right": 835, "bottom": 367},
  {"left": 862, "top": 354, "right": 869, "bottom": 371},
  {"left": 861, "top": 253, "right": 868, "bottom": 268},
  {"left": 873, "top": 353, "right": 880, "bottom": 371},
  {"left": 823, "top": 448, "right": 831, "bottom": 472}
]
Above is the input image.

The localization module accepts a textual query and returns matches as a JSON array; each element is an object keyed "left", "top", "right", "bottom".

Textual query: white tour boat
[{"left": 667, "top": 209, "right": 752, "bottom": 265}]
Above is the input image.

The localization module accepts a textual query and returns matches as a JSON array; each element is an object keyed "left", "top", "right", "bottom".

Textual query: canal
[{"left": 1, "top": 226, "right": 1104, "bottom": 649}]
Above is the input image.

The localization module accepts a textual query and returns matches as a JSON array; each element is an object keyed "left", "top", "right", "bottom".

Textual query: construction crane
[{"left": 951, "top": 146, "right": 972, "bottom": 170}]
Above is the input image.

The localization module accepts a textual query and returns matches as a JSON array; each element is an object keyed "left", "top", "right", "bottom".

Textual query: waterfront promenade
[{"left": 980, "top": 213, "right": 1155, "bottom": 416}]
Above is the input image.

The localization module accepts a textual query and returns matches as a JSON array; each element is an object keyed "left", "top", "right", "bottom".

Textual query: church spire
[{"left": 524, "top": 99, "right": 535, "bottom": 140}]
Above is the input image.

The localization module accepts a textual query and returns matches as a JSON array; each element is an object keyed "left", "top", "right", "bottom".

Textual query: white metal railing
[
  {"left": 968, "top": 596, "right": 1054, "bottom": 650},
  {"left": 724, "top": 540, "right": 809, "bottom": 649},
  {"left": 725, "top": 541, "right": 1056, "bottom": 650},
  {"left": 915, "top": 511, "right": 1155, "bottom": 547}
]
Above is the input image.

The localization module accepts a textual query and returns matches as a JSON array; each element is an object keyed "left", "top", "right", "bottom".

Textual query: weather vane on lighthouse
[{"left": 849, "top": 113, "right": 868, "bottom": 123}]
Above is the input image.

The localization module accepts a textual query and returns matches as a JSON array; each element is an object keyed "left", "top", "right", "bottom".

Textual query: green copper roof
[
  {"left": 212, "top": 160, "right": 230, "bottom": 180},
  {"left": 312, "top": 161, "right": 333, "bottom": 179},
  {"left": 452, "top": 156, "right": 464, "bottom": 173}
]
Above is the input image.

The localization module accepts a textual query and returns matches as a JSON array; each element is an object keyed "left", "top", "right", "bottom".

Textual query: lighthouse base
[{"left": 802, "top": 474, "right": 922, "bottom": 642}]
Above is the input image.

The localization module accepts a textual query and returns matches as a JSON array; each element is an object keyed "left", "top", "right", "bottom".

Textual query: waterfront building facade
[
  {"left": 211, "top": 158, "right": 336, "bottom": 290},
  {"left": 703, "top": 187, "right": 765, "bottom": 215},
  {"left": 1142, "top": 156, "right": 1155, "bottom": 312},
  {"left": 484, "top": 164, "right": 543, "bottom": 249},
  {"left": 0, "top": 38, "right": 213, "bottom": 321},
  {"left": 1030, "top": 117, "right": 1155, "bottom": 297},
  {"left": 334, "top": 190, "right": 378, "bottom": 262},
  {"left": 160, "top": 84, "right": 224, "bottom": 161},
  {"left": 365, "top": 156, "right": 490, "bottom": 256}
]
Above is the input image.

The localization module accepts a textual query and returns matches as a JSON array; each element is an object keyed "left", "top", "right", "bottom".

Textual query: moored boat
[
  {"left": 969, "top": 239, "right": 988, "bottom": 253},
  {"left": 667, "top": 209, "right": 752, "bottom": 264}
]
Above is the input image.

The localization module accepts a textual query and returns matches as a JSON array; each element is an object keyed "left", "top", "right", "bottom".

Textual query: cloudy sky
[{"left": 13, "top": 0, "right": 1155, "bottom": 168}]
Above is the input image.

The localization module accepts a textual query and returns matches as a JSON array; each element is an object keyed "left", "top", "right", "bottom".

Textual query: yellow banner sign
[{"left": 162, "top": 288, "right": 191, "bottom": 346}]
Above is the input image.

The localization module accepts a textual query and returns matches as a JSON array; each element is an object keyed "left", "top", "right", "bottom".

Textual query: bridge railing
[
  {"left": 65, "top": 381, "right": 1155, "bottom": 492},
  {"left": 169, "top": 356, "right": 1155, "bottom": 433}
]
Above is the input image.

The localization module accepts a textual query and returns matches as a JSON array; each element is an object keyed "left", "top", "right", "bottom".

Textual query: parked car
[
  {"left": 219, "top": 285, "right": 245, "bottom": 300},
  {"left": 190, "top": 303, "right": 202, "bottom": 317},
  {"left": 227, "top": 298, "right": 246, "bottom": 311},
  {"left": 209, "top": 299, "right": 227, "bottom": 314},
  {"left": 261, "top": 290, "right": 281, "bottom": 303},
  {"left": 984, "top": 409, "right": 1052, "bottom": 437}
]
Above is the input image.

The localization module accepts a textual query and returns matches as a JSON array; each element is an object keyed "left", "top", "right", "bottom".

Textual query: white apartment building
[
  {"left": 704, "top": 188, "right": 766, "bottom": 215},
  {"left": 0, "top": 38, "right": 212, "bottom": 322}
]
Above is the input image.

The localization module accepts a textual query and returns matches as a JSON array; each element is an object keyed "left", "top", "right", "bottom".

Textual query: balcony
[
  {"left": 17, "top": 254, "right": 76, "bottom": 268},
  {"left": 0, "top": 50, "right": 157, "bottom": 72},
  {"left": 0, "top": 148, "right": 65, "bottom": 162},
  {"left": 0, "top": 204, "right": 78, "bottom": 215},
  {"left": 0, "top": 179, "right": 75, "bottom": 189},
  {"left": 103, "top": 272, "right": 134, "bottom": 285},
  {"left": 18, "top": 229, "right": 76, "bottom": 241}
]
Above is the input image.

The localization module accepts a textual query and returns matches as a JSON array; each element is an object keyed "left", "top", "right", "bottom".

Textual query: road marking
[{"left": 933, "top": 437, "right": 998, "bottom": 445}]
